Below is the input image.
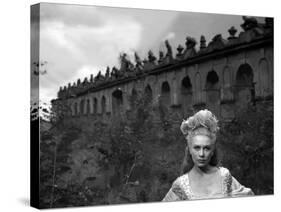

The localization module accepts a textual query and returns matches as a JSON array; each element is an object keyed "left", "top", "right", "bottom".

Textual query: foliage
[
  {"left": 218, "top": 102, "right": 273, "bottom": 194},
  {"left": 39, "top": 92, "right": 273, "bottom": 208}
]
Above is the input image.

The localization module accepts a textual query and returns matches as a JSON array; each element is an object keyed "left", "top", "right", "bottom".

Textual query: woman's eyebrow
[{"left": 193, "top": 144, "right": 211, "bottom": 147}]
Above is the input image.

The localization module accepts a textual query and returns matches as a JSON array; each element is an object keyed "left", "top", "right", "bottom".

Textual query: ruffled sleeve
[
  {"left": 220, "top": 167, "right": 254, "bottom": 197},
  {"left": 162, "top": 176, "right": 190, "bottom": 202},
  {"left": 230, "top": 176, "right": 255, "bottom": 197},
  {"left": 162, "top": 186, "right": 181, "bottom": 202}
]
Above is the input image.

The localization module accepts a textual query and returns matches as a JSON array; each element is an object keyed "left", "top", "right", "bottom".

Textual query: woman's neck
[{"left": 191, "top": 165, "right": 217, "bottom": 176}]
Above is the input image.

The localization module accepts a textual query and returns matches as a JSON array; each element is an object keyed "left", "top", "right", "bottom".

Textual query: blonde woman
[{"left": 162, "top": 109, "right": 254, "bottom": 201}]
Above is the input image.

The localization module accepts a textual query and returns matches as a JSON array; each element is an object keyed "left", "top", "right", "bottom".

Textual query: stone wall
[{"left": 53, "top": 17, "right": 273, "bottom": 124}]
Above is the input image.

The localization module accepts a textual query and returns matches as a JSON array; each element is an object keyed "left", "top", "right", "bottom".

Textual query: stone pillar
[
  {"left": 108, "top": 89, "right": 113, "bottom": 114},
  {"left": 171, "top": 79, "right": 179, "bottom": 106},
  {"left": 123, "top": 85, "right": 131, "bottom": 111},
  {"left": 201, "top": 90, "right": 206, "bottom": 104},
  {"left": 71, "top": 102, "right": 75, "bottom": 116},
  {"left": 105, "top": 90, "right": 111, "bottom": 113},
  {"left": 89, "top": 96, "right": 94, "bottom": 114},
  {"left": 77, "top": 99, "right": 81, "bottom": 115},
  {"left": 221, "top": 66, "right": 234, "bottom": 102},
  {"left": 97, "top": 95, "right": 102, "bottom": 114},
  {"left": 220, "top": 86, "right": 234, "bottom": 102},
  {"left": 258, "top": 59, "right": 271, "bottom": 98},
  {"left": 154, "top": 81, "right": 161, "bottom": 106},
  {"left": 83, "top": 98, "right": 87, "bottom": 115}
]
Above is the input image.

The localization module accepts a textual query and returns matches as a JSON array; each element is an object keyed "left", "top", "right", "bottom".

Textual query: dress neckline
[{"left": 186, "top": 166, "right": 224, "bottom": 198}]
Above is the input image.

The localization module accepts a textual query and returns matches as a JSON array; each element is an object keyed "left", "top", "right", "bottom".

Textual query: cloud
[
  {"left": 37, "top": 4, "right": 255, "bottom": 104},
  {"left": 39, "top": 5, "right": 143, "bottom": 102},
  {"left": 40, "top": 3, "right": 105, "bottom": 28},
  {"left": 162, "top": 32, "right": 176, "bottom": 41},
  {"left": 71, "top": 65, "right": 99, "bottom": 83}
]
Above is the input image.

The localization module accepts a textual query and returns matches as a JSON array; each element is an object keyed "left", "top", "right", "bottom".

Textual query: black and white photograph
[{"left": 30, "top": 1, "right": 273, "bottom": 210}]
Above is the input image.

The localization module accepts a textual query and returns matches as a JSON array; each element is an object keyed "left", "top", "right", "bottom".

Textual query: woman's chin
[{"left": 196, "top": 162, "right": 208, "bottom": 168}]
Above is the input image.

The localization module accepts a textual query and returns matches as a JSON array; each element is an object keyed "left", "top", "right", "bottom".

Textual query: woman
[{"left": 162, "top": 109, "right": 254, "bottom": 201}]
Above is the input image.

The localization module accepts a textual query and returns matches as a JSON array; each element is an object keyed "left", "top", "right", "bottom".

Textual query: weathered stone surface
[{"left": 57, "top": 18, "right": 273, "bottom": 119}]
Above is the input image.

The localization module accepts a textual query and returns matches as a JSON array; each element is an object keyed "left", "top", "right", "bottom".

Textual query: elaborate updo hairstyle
[{"left": 180, "top": 109, "right": 220, "bottom": 174}]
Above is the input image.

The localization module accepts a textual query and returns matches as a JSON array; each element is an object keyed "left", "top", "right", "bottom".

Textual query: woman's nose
[{"left": 199, "top": 149, "right": 204, "bottom": 157}]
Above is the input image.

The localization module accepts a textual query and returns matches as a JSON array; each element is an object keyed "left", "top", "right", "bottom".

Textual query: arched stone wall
[
  {"left": 264, "top": 46, "right": 273, "bottom": 95},
  {"left": 235, "top": 63, "right": 254, "bottom": 107},
  {"left": 69, "top": 101, "right": 74, "bottom": 116},
  {"left": 194, "top": 72, "right": 202, "bottom": 104},
  {"left": 258, "top": 58, "right": 270, "bottom": 97},
  {"left": 130, "top": 88, "right": 138, "bottom": 110},
  {"left": 79, "top": 99, "right": 85, "bottom": 115},
  {"left": 144, "top": 84, "right": 153, "bottom": 104},
  {"left": 205, "top": 70, "right": 220, "bottom": 116},
  {"left": 62, "top": 44, "right": 272, "bottom": 120},
  {"left": 180, "top": 75, "right": 193, "bottom": 116},
  {"left": 86, "top": 98, "right": 91, "bottom": 115},
  {"left": 223, "top": 66, "right": 231, "bottom": 88},
  {"left": 101, "top": 96, "right": 106, "bottom": 114},
  {"left": 221, "top": 66, "right": 234, "bottom": 101},
  {"left": 206, "top": 70, "right": 220, "bottom": 89},
  {"left": 92, "top": 97, "right": 98, "bottom": 114},
  {"left": 112, "top": 89, "right": 123, "bottom": 115},
  {"left": 74, "top": 102, "right": 78, "bottom": 116},
  {"left": 143, "top": 75, "right": 156, "bottom": 105},
  {"left": 160, "top": 81, "right": 171, "bottom": 107}
]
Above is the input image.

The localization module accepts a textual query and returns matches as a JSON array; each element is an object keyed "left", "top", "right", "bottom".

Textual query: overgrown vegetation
[
  {"left": 38, "top": 94, "right": 273, "bottom": 208},
  {"left": 218, "top": 101, "right": 273, "bottom": 194}
]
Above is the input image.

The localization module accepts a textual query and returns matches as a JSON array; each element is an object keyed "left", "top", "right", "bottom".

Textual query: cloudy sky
[{"left": 31, "top": 3, "right": 265, "bottom": 104}]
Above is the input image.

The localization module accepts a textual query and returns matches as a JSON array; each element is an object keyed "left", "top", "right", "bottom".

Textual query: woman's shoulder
[
  {"left": 217, "top": 166, "right": 233, "bottom": 194},
  {"left": 169, "top": 173, "right": 191, "bottom": 199},
  {"left": 162, "top": 174, "right": 190, "bottom": 201},
  {"left": 172, "top": 173, "right": 190, "bottom": 187},
  {"left": 218, "top": 166, "right": 232, "bottom": 178}
]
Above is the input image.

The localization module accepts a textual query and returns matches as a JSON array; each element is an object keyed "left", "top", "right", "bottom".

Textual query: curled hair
[
  {"left": 180, "top": 109, "right": 220, "bottom": 174},
  {"left": 180, "top": 109, "right": 219, "bottom": 143}
]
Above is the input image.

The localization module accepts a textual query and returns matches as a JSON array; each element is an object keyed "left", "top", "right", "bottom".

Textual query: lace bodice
[{"left": 162, "top": 167, "right": 253, "bottom": 201}]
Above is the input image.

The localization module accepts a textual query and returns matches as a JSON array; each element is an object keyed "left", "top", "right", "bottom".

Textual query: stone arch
[
  {"left": 206, "top": 70, "right": 220, "bottom": 90},
  {"left": 112, "top": 89, "right": 123, "bottom": 114},
  {"left": 205, "top": 70, "right": 220, "bottom": 115},
  {"left": 101, "top": 96, "right": 106, "bottom": 114},
  {"left": 235, "top": 63, "right": 254, "bottom": 105},
  {"left": 79, "top": 99, "right": 85, "bottom": 115},
  {"left": 236, "top": 63, "right": 254, "bottom": 86},
  {"left": 181, "top": 75, "right": 193, "bottom": 115},
  {"left": 160, "top": 81, "right": 171, "bottom": 106},
  {"left": 259, "top": 58, "right": 271, "bottom": 97},
  {"left": 92, "top": 97, "right": 98, "bottom": 114},
  {"left": 144, "top": 84, "right": 153, "bottom": 104}
]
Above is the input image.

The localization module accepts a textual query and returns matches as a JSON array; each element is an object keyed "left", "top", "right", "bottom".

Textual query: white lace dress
[{"left": 162, "top": 167, "right": 254, "bottom": 201}]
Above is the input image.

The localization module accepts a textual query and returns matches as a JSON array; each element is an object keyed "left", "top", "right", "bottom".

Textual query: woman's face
[{"left": 188, "top": 135, "right": 215, "bottom": 169}]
